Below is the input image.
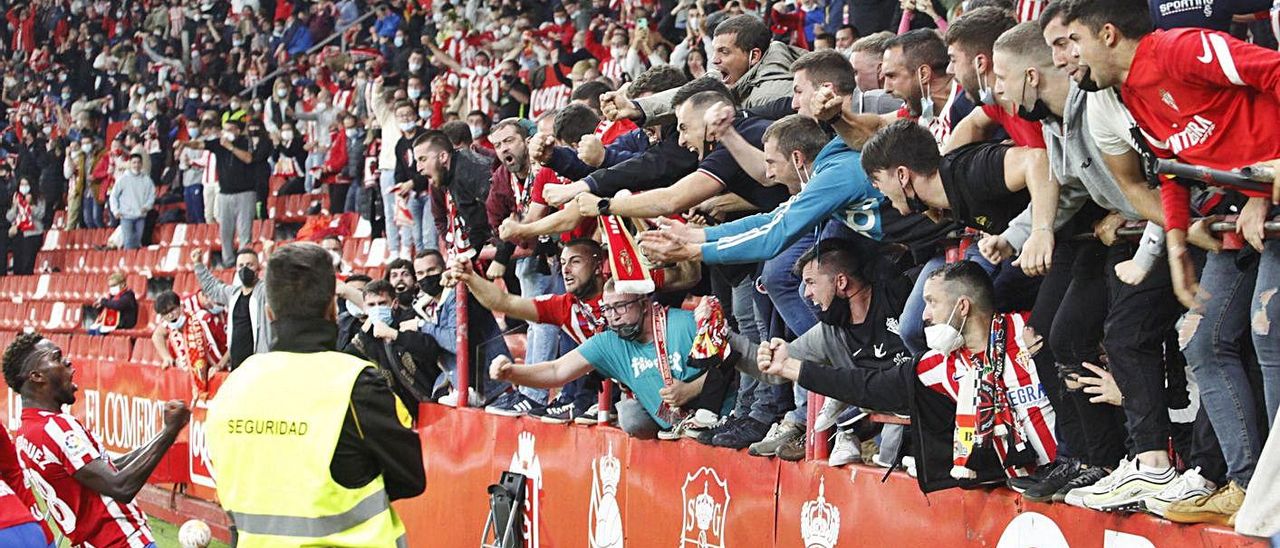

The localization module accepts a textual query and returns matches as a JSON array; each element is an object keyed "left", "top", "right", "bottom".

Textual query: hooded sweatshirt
[{"left": 634, "top": 41, "right": 804, "bottom": 125}]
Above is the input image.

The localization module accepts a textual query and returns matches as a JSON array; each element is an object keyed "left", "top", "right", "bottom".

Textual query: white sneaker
[
  {"left": 828, "top": 429, "right": 861, "bottom": 467},
  {"left": 1141, "top": 467, "right": 1216, "bottom": 517},
  {"left": 1078, "top": 459, "right": 1177, "bottom": 511},
  {"left": 1065, "top": 458, "right": 1133, "bottom": 508},
  {"left": 658, "top": 410, "right": 720, "bottom": 441},
  {"left": 437, "top": 388, "right": 481, "bottom": 407},
  {"left": 813, "top": 398, "right": 849, "bottom": 433},
  {"left": 748, "top": 420, "right": 804, "bottom": 457}
]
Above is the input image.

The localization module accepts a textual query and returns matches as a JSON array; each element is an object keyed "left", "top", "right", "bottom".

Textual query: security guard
[{"left": 207, "top": 242, "right": 425, "bottom": 547}]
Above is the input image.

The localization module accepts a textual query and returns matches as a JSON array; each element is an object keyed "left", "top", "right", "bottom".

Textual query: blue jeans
[
  {"left": 1253, "top": 240, "right": 1280, "bottom": 425},
  {"left": 120, "top": 216, "right": 145, "bottom": 249},
  {"left": 516, "top": 256, "right": 557, "bottom": 402},
  {"left": 761, "top": 232, "right": 819, "bottom": 426},
  {"left": 379, "top": 170, "right": 402, "bottom": 252},
  {"left": 1185, "top": 250, "right": 1264, "bottom": 487},
  {"left": 344, "top": 179, "right": 360, "bottom": 214},
  {"left": 82, "top": 194, "right": 103, "bottom": 229},
  {"left": 420, "top": 191, "right": 439, "bottom": 252},
  {"left": 183, "top": 185, "right": 205, "bottom": 224},
  {"left": 728, "top": 276, "right": 792, "bottom": 424}
]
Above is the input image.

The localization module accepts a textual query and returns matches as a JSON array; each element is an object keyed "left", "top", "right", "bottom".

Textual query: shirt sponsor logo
[
  {"left": 1164, "top": 115, "right": 1216, "bottom": 154},
  {"left": 1007, "top": 383, "right": 1048, "bottom": 408}
]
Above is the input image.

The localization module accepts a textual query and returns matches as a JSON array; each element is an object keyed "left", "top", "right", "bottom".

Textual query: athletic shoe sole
[{"left": 1083, "top": 478, "right": 1175, "bottom": 511}]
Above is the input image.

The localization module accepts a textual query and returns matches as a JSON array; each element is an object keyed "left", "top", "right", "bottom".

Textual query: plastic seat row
[
  {"left": 268, "top": 194, "right": 331, "bottom": 222},
  {"left": 40, "top": 228, "right": 115, "bottom": 252},
  {"left": 0, "top": 273, "right": 148, "bottom": 303}
]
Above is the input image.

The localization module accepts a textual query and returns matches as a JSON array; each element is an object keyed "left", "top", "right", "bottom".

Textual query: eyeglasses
[{"left": 598, "top": 297, "right": 644, "bottom": 317}]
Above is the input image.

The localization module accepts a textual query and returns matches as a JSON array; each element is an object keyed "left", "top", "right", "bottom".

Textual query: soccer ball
[{"left": 178, "top": 519, "right": 212, "bottom": 548}]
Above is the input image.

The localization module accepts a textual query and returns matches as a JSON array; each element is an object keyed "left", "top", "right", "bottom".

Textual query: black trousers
[
  {"left": 1048, "top": 241, "right": 1132, "bottom": 466},
  {"left": 12, "top": 233, "right": 42, "bottom": 275}
]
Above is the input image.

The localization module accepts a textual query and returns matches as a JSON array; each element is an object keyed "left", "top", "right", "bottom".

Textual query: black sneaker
[
  {"left": 484, "top": 392, "right": 543, "bottom": 417},
  {"left": 530, "top": 396, "right": 577, "bottom": 424},
  {"left": 711, "top": 417, "right": 771, "bottom": 449},
  {"left": 695, "top": 415, "right": 742, "bottom": 445},
  {"left": 1009, "top": 457, "right": 1071, "bottom": 493},
  {"left": 1053, "top": 465, "right": 1111, "bottom": 503},
  {"left": 1022, "top": 458, "right": 1084, "bottom": 502}
]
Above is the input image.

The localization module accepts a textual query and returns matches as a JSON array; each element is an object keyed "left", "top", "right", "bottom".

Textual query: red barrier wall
[
  {"left": 3, "top": 368, "right": 1269, "bottom": 548},
  {"left": 398, "top": 404, "right": 1266, "bottom": 548}
]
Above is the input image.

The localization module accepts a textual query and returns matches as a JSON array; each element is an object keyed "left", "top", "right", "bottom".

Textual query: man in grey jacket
[
  {"left": 192, "top": 246, "right": 272, "bottom": 371},
  {"left": 603, "top": 14, "right": 803, "bottom": 125},
  {"left": 108, "top": 154, "right": 156, "bottom": 249}
]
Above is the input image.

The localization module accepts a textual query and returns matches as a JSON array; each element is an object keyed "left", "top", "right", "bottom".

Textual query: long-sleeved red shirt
[{"left": 1122, "top": 28, "right": 1280, "bottom": 230}]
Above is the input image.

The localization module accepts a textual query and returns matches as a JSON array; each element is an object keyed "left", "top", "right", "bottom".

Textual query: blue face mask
[{"left": 368, "top": 304, "right": 394, "bottom": 326}]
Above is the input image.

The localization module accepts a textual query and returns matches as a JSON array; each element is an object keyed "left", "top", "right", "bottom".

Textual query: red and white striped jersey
[
  {"left": 15, "top": 408, "right": 155, "bottom": 548},
  {"left": 1016, "top": 0, "right": 1044, "bottom": 22},
  {"left": 533, "top": 293, "right": 605, "bottom": 344},
  {"left": 915, "top": 312, "right": 1057, "bottom": 474},
  {"left": 462, "top": 69, "right": 501, "bottom": 119},
  {"left": 529, "top": 66, "right": 571, "bottom": 120},
  {"left": 600, "top": 58, "right": 625, "bottom": 85}
]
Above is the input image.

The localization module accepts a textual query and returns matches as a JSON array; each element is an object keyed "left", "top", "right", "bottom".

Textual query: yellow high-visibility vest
[{"left": 207, "top": 352, "right": 407, "bottom": 547}]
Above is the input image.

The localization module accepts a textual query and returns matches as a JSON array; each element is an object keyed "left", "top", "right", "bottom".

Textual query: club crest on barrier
[
  {"left": 801, "top": 478, "right": 840, "bottom": 548},
  {"left": 681, "top": 466, "right": 730, "bottom": 547},
  {"left": 589, "top": 445, "right": 623, "bottom": 548}
]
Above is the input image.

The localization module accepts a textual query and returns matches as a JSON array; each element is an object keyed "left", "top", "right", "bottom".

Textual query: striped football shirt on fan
[{"left": 915, "top": 312, "right": 1057, "bottom": 477}]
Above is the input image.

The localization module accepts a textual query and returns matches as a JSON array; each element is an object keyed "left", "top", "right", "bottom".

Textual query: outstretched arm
[
  {"left": 490, "top": 351, "right": 595, "bottom": 388},
  {"left": 447, "top": 259, "right": 540, "bottom": 323},
  {"left": 75, "top": 402, "right": 189, "bottom": 503}
]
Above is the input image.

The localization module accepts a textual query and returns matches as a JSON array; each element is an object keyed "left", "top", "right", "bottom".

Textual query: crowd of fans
[{"left": 2, "top": 0, "right": 1280, "bottom": 541}]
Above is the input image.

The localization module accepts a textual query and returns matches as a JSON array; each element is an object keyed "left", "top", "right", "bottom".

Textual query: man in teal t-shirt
[{"left": 490, "top": 281, "right": 733, "bottom": 437}]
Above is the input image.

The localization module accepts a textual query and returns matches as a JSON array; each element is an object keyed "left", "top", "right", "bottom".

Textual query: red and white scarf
[{"left": 12, "top": 192, "right": 34, "bottom": 233}]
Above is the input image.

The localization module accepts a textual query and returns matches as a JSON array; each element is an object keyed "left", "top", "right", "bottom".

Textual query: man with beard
[
  {"left": 193, "top": 246, "right": 271, "bottom": 371},
  {"left": 731, "top": 240, "right": 911, "bottom": 464},
  {"left": 484, "top": 118, "right": 561, "bottom": 411},
  {"left": 491, "top": 280, "right": 736, "bottom": 439},
  {"left": 813, "top": 29, "right": 973, "bottom": 150},
  {"left": 447, "top": 239, "right": 610, "bottom": 420},
  {"left": 389, "top": 251, "right": 512, "bottom": 408},
  {"left": 942, "top": 7, "right": 1047, "bottom": 151},
  {"left": 3, "top": 332, "right": 189, "bottom": 548}
]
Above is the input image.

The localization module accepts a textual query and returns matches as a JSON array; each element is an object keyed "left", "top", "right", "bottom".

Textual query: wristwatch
[{"left": 597, "top": 197, "right": 611, "bottom": 216}]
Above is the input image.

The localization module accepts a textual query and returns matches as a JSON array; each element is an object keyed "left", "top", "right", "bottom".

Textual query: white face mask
[
  {"left": 109, "top": 285, "right": 121, "bottom": 296},
  {"left": 223, "top": 130, "right": 236, "bottom": 141},
  {"left": 469, "top": 125, "right": 484, "bottom": 139},
  {"left": 924, "top": 299, "right": 967, "bottom": 354},
  {"left": 345, "top": 299, "right": 365, "bottom": 318},
  {"left": 18, "top": 185, "right": 30, "bottom": 195},
  {"left": 276, "top": 88, "right": 288, "bottom": 98},
  {"left": 418, "top": 109, "right": 431, "bottom": 120},
  {"left": 475, "top": 65, "right": 490, "bottom": 76},
  {"left": 81, "top": 143, "right": 93, "bottom": 153},
  {"left": 281, "top": 130, "right": 295, "bottom": 141},
  {"left": 167, "top": 314, "right": 186, "bottom": 330}
]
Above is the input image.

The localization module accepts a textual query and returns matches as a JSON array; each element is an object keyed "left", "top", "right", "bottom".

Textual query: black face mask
[
  {"left": 905, "top": 194, "right": 929, "bottom": 214},
  {"left": 395, "top": 289, "right": 417, "bottom": 307},
  {"left": 818, "top": 294, "right": 851, "bottom": 326},
  {"left": 1016, "top": 73, "right": 1053, "bottom": 122},
  {"left": 1076, "top": 66, "right": 1101, "bottom": 92},
  {"left": 611, "top": 321, "right": 643, "bottom": 340},
  {"left": 1016, "top": 100, "right": 1053, "bottom": 122},
  {"left": 239, "top": 266, "right": 258, "bottom": 287},
  {"left": 417, "top": 273, "right": 442, "bottom": 297}
]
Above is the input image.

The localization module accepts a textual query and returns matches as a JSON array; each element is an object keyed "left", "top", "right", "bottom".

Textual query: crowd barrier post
[{"left": 456, "top": 281, "right": 471, "bottom": 408}]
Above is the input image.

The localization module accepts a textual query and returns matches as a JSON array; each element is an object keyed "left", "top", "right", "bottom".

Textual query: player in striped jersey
[{"left": 3, "top": 333, "right": 190, "bottom": 548}]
